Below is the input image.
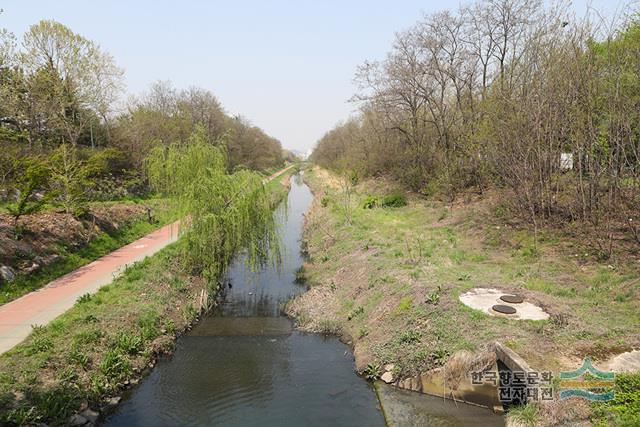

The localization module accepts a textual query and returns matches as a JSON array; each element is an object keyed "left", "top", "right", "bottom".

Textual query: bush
[
  {"left": 593, "top": 373, "right": 640, "bottom": 426},
  {"left": 361, "top": 195, "right": 379, "bottom": 209},
  {"left": 381, "top": 192, "right": 407, "bottom": 208},
  {"left": 6, "top": 156, "right": 50, "bottom": 229}
]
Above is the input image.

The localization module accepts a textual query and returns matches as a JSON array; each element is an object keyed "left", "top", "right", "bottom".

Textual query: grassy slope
[
  {"left": 0, "top": 242, "right": 203, "bottom": 425},
  {"left": 0, "top": 199, "right": 179, "bottom": 305},
  {"left": 288, "top": 166, "right": 639, "bottom": 424},
  {"left": 0, "top": 170, "right": 294, "bottom": 426}
]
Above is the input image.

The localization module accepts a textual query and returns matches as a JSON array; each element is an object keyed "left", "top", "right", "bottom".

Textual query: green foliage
[
  {"left": 363, "top": 363, "right": 382, "bottom": 380},
  {"left": 362, "top": 193, "right": 407, "bottom": 210},
  {"left": 5, "top": 157, "right": 50, "bottom": 228},
  {"left": 398, "top": 330, "right": 422, "bottom": 344},
  {"left": 145, "top": 127, "right": 280, "bottom": 282},
  {"left": 394, "top": 297, "right": 412, "bottom": 314},
  {"left": 347, "top": 306, "right": 364, "bottom": 320},
  {"left": 361, "top": 195, "right": 379, "bottom": 209},
  {"left": 138, "top": 310, "right": 160, "bottom": 341},
  {"left": 508, "top": 403, "right": 540, "bottom": 427},
  {"left": 48, "top": 145, "right": 117, "bottom": 216},
  {"left": 295, "top": 266, "right": 307, "bottom": 284},
  {"left": 114, "top": 332, "right": 144, "bottom": 356},
  {"left": 381, "top": 193, "right": 407, "bottom": 208},
  {"left": 67, "top": 346, "right": 90, "bottom": 369},
  {"left": 76, "top": 293, "right": 92, "bottom": 304},
  {"left": 593, "top": 373, "right": 640, "bottom": 426},
  {"left": 0, "top": 385, "right": 80, "bottom": 426},
  {"left": 99, "top": 348, "right": 132, "bottom": 382},
  {"left": 425, "top": 286, "right": 442, "bottom": 305}
]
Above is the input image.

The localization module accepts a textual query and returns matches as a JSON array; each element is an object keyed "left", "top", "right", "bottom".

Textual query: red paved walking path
[{"left": 0, "top": 164, "right": 294, "bottom": 354}]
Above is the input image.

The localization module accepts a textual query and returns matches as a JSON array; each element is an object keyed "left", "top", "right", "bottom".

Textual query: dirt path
[{"left": 0, "top": 164, "right": 295, "bottom": 355}]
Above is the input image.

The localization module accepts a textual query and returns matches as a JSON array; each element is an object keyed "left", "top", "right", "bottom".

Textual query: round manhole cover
[
  {"left": 492, "top": 304, "right": 517, "bottom": 315},
  {"left": 500, "top": 294, "right": 524, "bottom": 304}
]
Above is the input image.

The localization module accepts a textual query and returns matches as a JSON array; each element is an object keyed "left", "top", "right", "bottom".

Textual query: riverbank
[
  {"left": 286, "top": 166, "right": 640, "bottom": 425},
  {"left": 0, "top": 198, "right": 178, "bottom": 305},
  {"left": 0, "top": 167, "right": 296, "bottom": 426}
]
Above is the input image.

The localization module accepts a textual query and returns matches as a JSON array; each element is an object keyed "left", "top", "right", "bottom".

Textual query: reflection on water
[{"left": 104, "top": 174, "right": 386, "bottom": 427}]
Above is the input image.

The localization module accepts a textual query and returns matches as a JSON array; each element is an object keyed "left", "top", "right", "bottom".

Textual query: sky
[{"left": 0, "top": 0, "right": 626, "bottom": 152}]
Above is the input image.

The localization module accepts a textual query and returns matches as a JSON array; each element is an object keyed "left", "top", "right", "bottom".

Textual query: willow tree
[{"left": 145, "top": 127, "right": 279, "bottom": 283}]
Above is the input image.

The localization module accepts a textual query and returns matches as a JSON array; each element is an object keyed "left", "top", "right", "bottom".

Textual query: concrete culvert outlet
[{"left": 459, "top": 288, "right": 549, "bottom": 320}]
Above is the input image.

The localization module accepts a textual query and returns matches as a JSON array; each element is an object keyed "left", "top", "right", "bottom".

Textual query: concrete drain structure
[
  {"left": 491, "top": 304, "right": 517, "bottom": 315},
  {"left": 459, "top": 288, "right": 549, "bottom": 320},
  {"left": 499, "top": 294, "right": 523, "bottom": 304}
]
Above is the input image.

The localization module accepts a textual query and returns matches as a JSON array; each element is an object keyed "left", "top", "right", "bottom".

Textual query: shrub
[
  {"left": 6, "top": 156, "right": 50, "bottom": 230},
  {"left": 381, "top": 192, "right": 407, "bottom": 208},
  {"left": 593, "top": 373, "right": 640, "bottom": 426},
  {"left": 361, "top": 195, "right": 379, "bottom": 209}
]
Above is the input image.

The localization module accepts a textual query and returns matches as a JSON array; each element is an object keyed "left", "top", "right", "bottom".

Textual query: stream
[
  {"left": 103, "top": 173, "right": 504, "bottom": 426},
  {"left": 103, "top": 174, "right": 386, "bottom": 426}
]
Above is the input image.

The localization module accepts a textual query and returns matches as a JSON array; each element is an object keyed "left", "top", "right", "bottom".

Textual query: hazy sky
[{"left": 0, "top": 0, "right": 624, "bottom": 151}]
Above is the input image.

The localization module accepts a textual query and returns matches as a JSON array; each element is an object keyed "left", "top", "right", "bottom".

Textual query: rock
[
  {"left": 107, "top": 396, "right": 121, "bottom": 406},
  {"left": 80, "top": 409, "right": 99, "bottom": 424},
  {"left": 381, "top": 371, "right": 394, "bottom": 383},
  {"left": 104, "top": 396, "right": 121, "bottom": 411},
  {"left": 35, "top": 254, "right": 60, "bottom": 268},
  {"left": 383, "top": 363, "right": 395, "bottom": 372},
  {"left": 0, "top": 266, "right": 16, "bottom": 283},
  {"left": 24, "top": 262, "right": 40, "bottom": 274},
  {"left": 69, "top": 414, "right": 89, "bottom": 426}
]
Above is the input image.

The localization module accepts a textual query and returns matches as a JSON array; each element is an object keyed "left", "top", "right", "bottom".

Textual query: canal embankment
[
  {"left": 0, "top": 165, "right": 296, "bottom": 426},
  {"left": 286, "top": 166, "right": 639, "bottom": 426}
]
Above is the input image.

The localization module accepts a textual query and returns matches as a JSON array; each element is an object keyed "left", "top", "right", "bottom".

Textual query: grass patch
[
  {"left": 0, "top": 241, "right": 205, "bottom": 425},
  {"left": 297, "top": 166, "right": 639, "bottom": 391},
  {"left": 592, "top": 373, "right": 640, "bottom": 426}
]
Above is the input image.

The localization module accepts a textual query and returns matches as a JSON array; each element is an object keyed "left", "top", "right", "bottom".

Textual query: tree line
[
  {"left": 311, "top": 0, "right": 640, "bottom": 257},
  {"left": 0, "top": 19, "right": 286, "bottom": 221}
]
